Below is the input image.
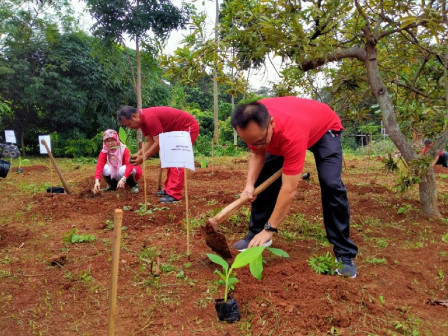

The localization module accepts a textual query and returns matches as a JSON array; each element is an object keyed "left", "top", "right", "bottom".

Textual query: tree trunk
[
  {"left": 136, "top": 36, "right": 143, "bottom": 146},
  {"left": 213, "top": 0, "right": 219, "bottom": 145},
  {"left": 232, "top": 95, "right": 237, "bottom": 148},
  {"left": 419, "top": 167, "right": 441, "bottom": 217},
  {"left": 364, "top": 41, "right": 440, "bottom": 217},
  {"left": 20, "top": 130, "right": 25, "bottom": 157}
]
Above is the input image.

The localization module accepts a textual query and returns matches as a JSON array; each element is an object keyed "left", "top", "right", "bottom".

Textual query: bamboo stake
[
  {"left": 211, "top": 141, "right": 214, "bottom": 175},
  {"left": 40, "top": 139, "right": 71, "bottom": 194},
  {"left": 143, "top": 156, "right": 147, "bottom": 213},
  {"left": 108, "top": 209, "right": 123, "bottom": 336},
  {"left": 184, "top": 168, "right": 190, "bottom": 255}
]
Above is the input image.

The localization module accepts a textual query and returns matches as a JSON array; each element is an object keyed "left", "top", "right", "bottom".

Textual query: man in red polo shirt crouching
[
  {"left": 117, "top": 105, "right": 200, "bottom": 203},
  {"left": 231, "top": 96, "right": 358, "bottom": 278}
]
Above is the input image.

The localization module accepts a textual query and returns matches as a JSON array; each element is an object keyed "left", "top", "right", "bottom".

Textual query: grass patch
[{"left": 63, "top": 229, "right": 96, "bottom": 244}]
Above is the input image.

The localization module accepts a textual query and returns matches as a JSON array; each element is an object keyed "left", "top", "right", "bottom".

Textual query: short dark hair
[
  {"left": 117, "top": 106, "right": 138, "bottom": 123},
  {"left": 231, "top": 102, "right": 270, "bottom": 129},
  {"left": 424, "top": 139, "right": 433, "bottom": 146}
]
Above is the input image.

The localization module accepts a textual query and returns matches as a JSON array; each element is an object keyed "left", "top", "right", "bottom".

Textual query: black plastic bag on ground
[
  {"left": 0, "top": 159, "right": 10, "bottom": 178},
  {"left": 47, "top": 187, "right": 65, "bottom": 194},
  {"left": 215, "top": 297, "right": 241, "bottom": 322}
]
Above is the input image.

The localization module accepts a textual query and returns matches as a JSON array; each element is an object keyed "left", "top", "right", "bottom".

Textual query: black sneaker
[
  {"left": 159, "top": 195, "right": 180, "bottom": 203},
  {"left": 232, "top": 232, "right": 272, "bottom": 252},
  {"left": 101, "top": 185, "right": 115, "bottom": 192},
  {"left": 156, "top": 190, "right": 167, "bottom": 197},
  {"left": 335, "top": 256, "right": 357, "bottom": 278}
]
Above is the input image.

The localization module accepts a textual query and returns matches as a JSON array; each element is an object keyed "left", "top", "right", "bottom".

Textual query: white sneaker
[{"left": 235, "top": 239, "right": 272, "bottom": 252}]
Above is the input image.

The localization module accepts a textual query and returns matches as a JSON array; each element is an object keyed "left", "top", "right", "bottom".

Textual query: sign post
[{"left": 159, "top": 131, "right": 195, "bottom": 255}]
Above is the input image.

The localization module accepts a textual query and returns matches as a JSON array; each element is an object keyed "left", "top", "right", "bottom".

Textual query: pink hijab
[{"left": 102, "top": 129, "right": 127, "bottom": 179}]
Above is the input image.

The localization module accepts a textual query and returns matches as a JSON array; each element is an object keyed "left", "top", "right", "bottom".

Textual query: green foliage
[
  {"left": 135, "top": 202, "right": 170, "bottom": 217},
  {"left": 442, "top": 233, "right": 448, "bottom": 243},
  {"left": 365, "top": 257, "right": 387, "bottom": 265},
  {"left": 51, "top": 131, "right": 103, "bottom": 158},
  {"left": 383, "top": 153, "right": 399, "bottom": 172},
  {"left": 207, "top": 246, "right": 289, "bottom": 302},
  {"left": 194, "top": 134, "right": 248, "bottom": 157},
  {"left": 86, "top": 0, "right": 190, "bottom": 42},
  {"left": 395, "top": 171, "right": 421, "bottom": 193},
  {"left": 17, "top": 157, "right": 30, "bottom": 168},
  {"left": 307, "top": 252, "right": 339, "bottom": 275},
  {"left": 0, "top": 5, "right": 167, "bottom": 156},
  {"left": 63, "top": 229, "right": 96, "bottom": 244},
  {"left": 356, "top": 139, "right": 398, "bottom": 156}
]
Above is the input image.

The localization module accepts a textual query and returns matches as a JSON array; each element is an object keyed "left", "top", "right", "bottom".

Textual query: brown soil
[{"left": 0, "top": 157, "right": 447, "bottom": 335}]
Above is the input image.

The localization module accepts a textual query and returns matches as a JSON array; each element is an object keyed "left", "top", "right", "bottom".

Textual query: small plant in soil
[
  {"left": 135, "top": 202, "right": 170, "bottom": 216},
  {"left": 63, "top": 229, "right": 96, "bottom": 244},
  {"left": 207, "top": 246, "right": 288, "bottom": 322},
  {"left": 307, "top": 252, "right": 340, "bottom": 275},
  {"left": 441, "top": 233, "right": 448, "bottom": 243},
  {"left": 16, "top": 156, "right": 30, "bottom": 173},
  {"left": 207, "top": 246, "right": 289, "bottom": 303}
]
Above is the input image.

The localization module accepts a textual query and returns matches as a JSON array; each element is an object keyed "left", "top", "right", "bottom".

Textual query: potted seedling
[
  {"left": 16, "top": 156, "right": 29, "bottom": 173},
  {"left": 207, "top": 246, "right": 289, "bottom": 322}
]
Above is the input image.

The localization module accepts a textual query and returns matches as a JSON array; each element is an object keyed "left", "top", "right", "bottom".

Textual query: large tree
[
  {"left": 0, "top": 1, "right": 167, "bottom": 154},
  {"left": 161, "top": 8, "right": 249, "bottom": 145},
  {"left": 84, "top": 0, "right": 190, "bottom": 143},
  {"left": 219, "top": 0, "right": 448, "bottom": 217}
]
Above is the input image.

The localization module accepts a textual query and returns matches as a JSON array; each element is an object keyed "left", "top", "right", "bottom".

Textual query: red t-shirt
[
  {"left": 250, "top": 96, "right": 343, "bottom": 175},
  {"left": 94, "top": 148, "right": 142, "bottom": 180},
  {"left": 422, "top": 147, "right": 443, "bottom": 157},
  {"left": 139, "top": 107, "right": 199, "bottom": 137}
]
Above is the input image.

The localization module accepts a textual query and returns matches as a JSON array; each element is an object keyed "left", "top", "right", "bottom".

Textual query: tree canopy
[{"left": 218, "top": 0, "right": 448, "bottom": 216}]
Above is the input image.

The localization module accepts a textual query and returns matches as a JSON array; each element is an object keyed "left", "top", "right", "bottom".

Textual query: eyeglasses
[
  {"left": 104, "top": 138, "right": 116, "bottom": 143},
  {"left": 250, "top": 118, "right": 270, "bottom": 146}
]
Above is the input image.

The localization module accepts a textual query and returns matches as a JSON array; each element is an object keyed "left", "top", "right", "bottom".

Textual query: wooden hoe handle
[
  {"left": 207, "top": 168, "right": 283, "bottom": 227},
  {"left": 41, "top": 139, "right": 72, "bottom": 195}
]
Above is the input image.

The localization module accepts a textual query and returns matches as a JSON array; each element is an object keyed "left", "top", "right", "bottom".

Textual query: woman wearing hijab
[{"left": 93, "top": 129, "right": 142, "bottom": 194}]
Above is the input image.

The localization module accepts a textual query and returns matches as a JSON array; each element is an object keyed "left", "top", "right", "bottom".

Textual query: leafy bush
[
  {"left": 194, "top": 135, "right": 248, "bottom": 157},
  {"left": 51, "top": 131, "right": 103, "bottom": 158},
  {"left": 63, "top": 229, "right": 96, "bottom": 244},
  {"left": 357, "top": 138, "right": 397, "bottom": 156},
  {"left": 307, "top": 252, "right": 339, "bottom": 275}
]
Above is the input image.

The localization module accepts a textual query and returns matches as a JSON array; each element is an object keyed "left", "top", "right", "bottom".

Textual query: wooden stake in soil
[
  {"left": 184, "top": 168, "right": 191, "bottom": 255},
  {"left": 211, "top": 141, "right": 214, "bottom": 175},
  {"left": 40, "top": 139, "right": 71, "bottom": 194},
  {"left": 108, "top": 209, "right": 123, "bottom": 336},
  {"left": 143, "top": 156, "right": 147, "bottom": 213}
]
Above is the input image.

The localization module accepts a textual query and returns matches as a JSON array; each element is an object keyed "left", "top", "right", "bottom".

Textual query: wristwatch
[{"left": 264, "top": 222, "right": 278, "bottom": 233}]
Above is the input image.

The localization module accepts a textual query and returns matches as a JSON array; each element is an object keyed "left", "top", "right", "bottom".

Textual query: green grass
[
  {"left": 281, "top": 213, "right": 330, "bottom": 246},
  {"left": 365, "top": 257, "right": 388, "bottom": 265},
  {"left": 63, "top": 229, "right": 96, "bottom": 244}
]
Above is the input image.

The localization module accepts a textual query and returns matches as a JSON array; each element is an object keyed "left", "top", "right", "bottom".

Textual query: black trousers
[
  {"left": 436, "top": 151, "right": 448, "bottom": 168},
  {"left": 248, "top": 131, "right": 358, "bottom": 258}
]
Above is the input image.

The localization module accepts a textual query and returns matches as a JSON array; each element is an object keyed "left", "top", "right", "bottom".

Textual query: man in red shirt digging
[
  {"left": 231, "top": 96, "right": 358, "bottom": 278},
  {"left": 117, "top": 106, "right": 200, "bottom": 203},
  {"left": 422, "top": 139, "right": 448, "bottom": 168}
]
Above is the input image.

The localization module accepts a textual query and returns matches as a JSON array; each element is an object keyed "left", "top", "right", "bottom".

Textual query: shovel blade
[{"left": 202, "top": 222, "right": 232, "bottom": 259}]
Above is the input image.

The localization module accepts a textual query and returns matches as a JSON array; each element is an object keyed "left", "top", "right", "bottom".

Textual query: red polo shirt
[
  {"left": 250, "top": 96, "right": 343, "bottom": 175},
  {"left": 139, "top": 107, "right": 199, "bottom": 137},
  {"left": 422, "top": 147, "right": 443, "bottom": 156}
]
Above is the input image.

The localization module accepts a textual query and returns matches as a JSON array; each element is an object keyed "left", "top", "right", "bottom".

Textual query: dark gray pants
[
  {"left": 436, "top": 151, "right": 448, "bottom": 168},
  {"left": 248, "top": 131, "right": 358, "bottom": 258}
]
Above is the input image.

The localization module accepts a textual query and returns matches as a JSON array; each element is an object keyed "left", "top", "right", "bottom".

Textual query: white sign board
[
  {"left": 4, "top": 130, "right": 16, "bottom": 143},
  {"left": 39, "top": 135, "right": 52, "bottom": 154},
  {"left": 159, "top": 131, "right": 195, "bottom": 171}
]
